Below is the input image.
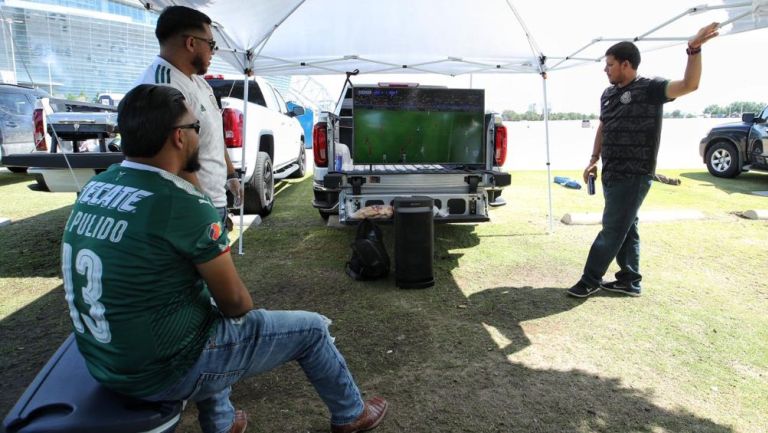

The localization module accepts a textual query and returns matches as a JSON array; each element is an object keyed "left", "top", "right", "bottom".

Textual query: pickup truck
[
  {"left": 1, "top": 98, "right": 120, "bottom": 191},
  {"left": 206, "top": 75, "right": 306, "bottom": 216},
  {"left": 312, "top": 83, "right": 510, "bottom": 223},
  {"left": 0, "top": 84, "right": 51, "bottom": 173},
  {"left": 699, "top": 106, "right": 768, "bottom": 178},
  {"left": 4, "top": 75, "right": 306, "bottom": 217}
]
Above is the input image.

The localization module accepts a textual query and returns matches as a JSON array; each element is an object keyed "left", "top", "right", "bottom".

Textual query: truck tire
[
  {"left": 288, "top": 145, "right": 306, "bottom": 179},
  {"left": 244, "top": 151, "right": 274, "bottom": 216},
  {"left": 705, "top": 141, "right": 741, "bottom": 178}
]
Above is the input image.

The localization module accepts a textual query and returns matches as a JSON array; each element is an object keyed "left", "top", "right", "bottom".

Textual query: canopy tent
[
  {"left": 139, "top": 0, "right": 768, "bottom": 251},
  {"left": 142, "top": 0, "right": 767, "bottom": 76}
]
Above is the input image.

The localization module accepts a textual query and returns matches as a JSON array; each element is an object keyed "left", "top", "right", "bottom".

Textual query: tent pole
[
  {"left": 237, "top": 52, "right": 252, "bottom": 256},
  {"left": 541, "top": 72, "right": 554, "bottom": 233}
]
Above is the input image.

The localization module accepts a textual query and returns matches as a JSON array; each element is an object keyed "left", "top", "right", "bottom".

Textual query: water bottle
[{"left": 334, "top": 153, "right": 342, "bottom": 171}]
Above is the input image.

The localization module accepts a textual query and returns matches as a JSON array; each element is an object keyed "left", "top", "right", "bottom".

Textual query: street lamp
[
  {"left": 4, "top": 19, "right": 17, "bottom": 83},
  {"left": 45, "top": 55, "right": 54, "bottom": 95}
]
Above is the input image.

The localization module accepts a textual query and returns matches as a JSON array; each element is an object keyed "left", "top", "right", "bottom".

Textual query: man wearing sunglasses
[
  {"left": 64, "top": 84, "right": 388, "bottom": 433},
  {"left": 136, "top": 5, "right": 242, "bottom": 226}
]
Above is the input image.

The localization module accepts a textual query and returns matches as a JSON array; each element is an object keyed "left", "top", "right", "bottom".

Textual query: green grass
[{"left": 1, "top": 168, "right": 767, "bottom": 432}]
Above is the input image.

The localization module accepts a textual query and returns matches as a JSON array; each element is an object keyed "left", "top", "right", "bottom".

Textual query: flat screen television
[{"left": 352, "top": 87, "right": 485, "bottom": 165}]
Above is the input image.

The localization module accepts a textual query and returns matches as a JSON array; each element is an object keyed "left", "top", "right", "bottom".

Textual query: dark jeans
[{"left": 580, "top": 174, "right": 653, "bottom": 290}]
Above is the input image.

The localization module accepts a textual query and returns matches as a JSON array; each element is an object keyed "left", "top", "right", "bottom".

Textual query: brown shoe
[
  {"left": 229, "top": 410, "right": 247, "bottom": 433},
  {"left": 330, "top": 397, "right": 388, "bottom": 433}
]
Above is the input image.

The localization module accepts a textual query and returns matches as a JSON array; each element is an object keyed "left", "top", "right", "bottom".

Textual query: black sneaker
[
  {"left": 567, "top": 281, "right": 600, "bottom": 298},
  {"left": 600, "top": 280, "right": 641, "bottom": 297}
]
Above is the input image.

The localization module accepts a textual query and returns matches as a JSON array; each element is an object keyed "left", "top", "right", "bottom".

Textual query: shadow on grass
[
  {"left": 208, "top": 178, "right": 735, "bottom": 432},
  {"left": 0, "top": 172, "right": 33, "bottom": 188},
  {"left": 681, "top": 171, "right": 768, "bottom": 195},
  {"left": 0, "top": 284, "right": 71, "bottom": 419},
  {"left": 0, "top": 205, "right": 72, "bottom": 278},
  {"left": 0, "top": 175, "right": 734, "bottom": 433}
]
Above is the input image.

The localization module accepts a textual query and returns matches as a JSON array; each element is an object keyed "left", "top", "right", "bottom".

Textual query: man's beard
[
  {"left": 184, "top": 148, "right": 201, "bottom": 173},
  {"left": 192, "top": 54, "right": 208, "bottom": 75}
]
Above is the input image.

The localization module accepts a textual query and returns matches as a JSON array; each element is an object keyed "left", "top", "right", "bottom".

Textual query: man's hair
[
  {"left": 606, "top": 41, "right": 641, "bottom": 70},
  {"left": 118, "top": 84, "right": 189, "bottom": 158},
  {"left": 155, "top": 6, "right": 212, "bottom": 45}
]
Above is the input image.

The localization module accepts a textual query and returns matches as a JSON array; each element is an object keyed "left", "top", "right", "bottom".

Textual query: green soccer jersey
[{"left": 61, "top": 161, "right": 228, "bottom": 397}]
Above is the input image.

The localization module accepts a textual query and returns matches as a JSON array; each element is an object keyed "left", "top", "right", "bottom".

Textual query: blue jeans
[
  {"left": 143, "top": 310, "right": 365, "bottom": 433},
  {"left": 580, "top": 174, "right": 653, "bottom": 290}
]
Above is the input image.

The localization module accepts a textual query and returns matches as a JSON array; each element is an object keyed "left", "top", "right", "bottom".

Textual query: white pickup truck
[
  {"left": 206, "top": 75, "right": 306, "bottom": 216},
  {"left": 312, "top": 83, "right": 510, "bottom": 223},
  {"left": 5, "top": 75, "right": 306, "bottom": 217}
]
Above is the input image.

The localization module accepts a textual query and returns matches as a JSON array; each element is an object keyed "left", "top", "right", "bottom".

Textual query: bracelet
[
  {"left": 226, "top": 172, "right": 238, "bottom": 180},
  {"left": 686, "top": 45, "right": 701, "bottom": 55}
]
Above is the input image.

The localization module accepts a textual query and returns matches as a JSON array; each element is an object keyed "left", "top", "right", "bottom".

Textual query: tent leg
[
  {"left": 541, "top": 73, "right": 554, "bottom": 233},
  {"left": 237, "top": 61, "right": 251, "bottom": 255}
]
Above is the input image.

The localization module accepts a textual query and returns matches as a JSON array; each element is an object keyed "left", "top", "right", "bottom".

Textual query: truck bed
[{"left": 1, "top": 152, "right": 123, "bottom": 169}]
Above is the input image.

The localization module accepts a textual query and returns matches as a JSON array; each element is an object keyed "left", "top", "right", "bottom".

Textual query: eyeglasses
[
  {"left": 175, "top": 121, "right": 200, "bottom": 134},
  {"left": 183, "top": 34, "right": 218, "bottom": 52}
]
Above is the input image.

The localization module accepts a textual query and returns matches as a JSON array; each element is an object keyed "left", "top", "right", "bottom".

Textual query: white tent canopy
[
  {"left": 143, "top": 0, "right": 767, "bottom": 76},
  {"left": 138, "top": 0, "right": 768, "bottom": 246}
]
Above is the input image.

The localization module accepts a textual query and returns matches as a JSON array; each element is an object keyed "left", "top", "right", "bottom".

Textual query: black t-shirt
[{"left": 599, "top": 76, "right": 673, "bottom": 180}]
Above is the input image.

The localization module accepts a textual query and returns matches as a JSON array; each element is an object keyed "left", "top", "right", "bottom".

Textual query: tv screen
[{"left": 352, "top": 87, "right": 485, "bottom": 165}]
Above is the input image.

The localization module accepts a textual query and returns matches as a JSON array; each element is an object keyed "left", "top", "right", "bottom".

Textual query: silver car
[{"left": 0, "top": 84, "right": 49, "bottom": 173}]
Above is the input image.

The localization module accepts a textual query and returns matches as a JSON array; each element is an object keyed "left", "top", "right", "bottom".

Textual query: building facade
[{"left": 0, "top": 0, "right": 294, "bottom": 100}]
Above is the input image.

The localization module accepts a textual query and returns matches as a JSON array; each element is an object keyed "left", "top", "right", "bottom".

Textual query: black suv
[
  {"left": 699, "top": 106, "right": 768, "bottom": 178},
  {"left": 0, "top": 84, "right": 49, "bottom": 172}
]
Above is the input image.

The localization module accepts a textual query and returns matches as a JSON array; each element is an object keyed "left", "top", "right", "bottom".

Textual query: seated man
[{"left": 61, "top": 84, "right": 387, "bottom": 433}]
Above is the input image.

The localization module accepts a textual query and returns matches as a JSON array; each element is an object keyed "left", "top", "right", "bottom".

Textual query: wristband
[
  {"left": 226, "top": 172, "right": 239, "bottom": 180},
  {"left": 686, "top": 45, "right": 701, "bottom": 55}
]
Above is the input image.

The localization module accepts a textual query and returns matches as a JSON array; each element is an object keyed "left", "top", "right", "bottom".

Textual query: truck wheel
[
  {"left": 288, "top": 145, "right": 306, "bottom": 179},
  {"left": 244, "top": 152, "right": 274, "bottom": 216},
  {"left": 705, "top": 141, "right": 740, "bottom": 178}
]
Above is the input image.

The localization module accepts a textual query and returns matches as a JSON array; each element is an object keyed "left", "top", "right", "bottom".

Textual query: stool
[{"left": 3, "top": 334, "right": 181, "bottom": 433}]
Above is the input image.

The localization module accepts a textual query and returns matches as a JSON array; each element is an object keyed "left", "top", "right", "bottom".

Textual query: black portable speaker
[{"left": 394, "top": 196, "right": 435, "bottom": 289}]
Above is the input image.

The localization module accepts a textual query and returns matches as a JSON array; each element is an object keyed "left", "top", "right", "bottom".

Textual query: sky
[{"left": 309, "top": 11, "right": 768, "bottom": 116}]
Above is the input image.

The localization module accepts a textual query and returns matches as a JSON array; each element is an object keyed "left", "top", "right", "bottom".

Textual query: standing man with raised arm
[
  {"left": 136, "top": 5, "right": 242, "bottom": 224},
  {"left": 568, "top": 23, "right": 719, "bottom": 298}
]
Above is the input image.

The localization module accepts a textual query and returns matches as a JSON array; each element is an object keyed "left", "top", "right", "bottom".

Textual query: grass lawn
[{"left": 1, "top": 168, "right": 766, "bottom": 432}]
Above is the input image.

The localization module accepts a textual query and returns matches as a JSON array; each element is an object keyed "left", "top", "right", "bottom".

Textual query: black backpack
[{"left": 345, "top": 219, "right": 390, "bottom": 280}]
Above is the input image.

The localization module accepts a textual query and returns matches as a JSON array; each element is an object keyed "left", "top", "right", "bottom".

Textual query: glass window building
[{"left": 0, "top": 0, "right": 292, "bottom": 100}]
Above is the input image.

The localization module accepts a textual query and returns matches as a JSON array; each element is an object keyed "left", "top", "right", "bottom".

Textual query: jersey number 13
[{"left": 62, "top": 242, "right": 112, "bottom": 344}]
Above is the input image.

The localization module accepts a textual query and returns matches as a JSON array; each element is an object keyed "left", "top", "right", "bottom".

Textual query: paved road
[{"left": 503, "top": 118, "right": 725, "bottom": 172}]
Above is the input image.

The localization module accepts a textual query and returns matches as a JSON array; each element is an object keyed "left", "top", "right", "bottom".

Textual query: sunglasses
[
  {"left": 175, "top": 121, "right": 201, "bottom": 134},
  {"left": 184, "top": 34, "right": 218, "bottom": 52}
]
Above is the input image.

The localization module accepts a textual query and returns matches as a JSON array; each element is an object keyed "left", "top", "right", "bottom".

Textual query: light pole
[
  {"left": 4, "top": 19, "right": 17, "bottom": 83},
  {"left": 45, "top": 56, "right": 54, "bottom": 95}
]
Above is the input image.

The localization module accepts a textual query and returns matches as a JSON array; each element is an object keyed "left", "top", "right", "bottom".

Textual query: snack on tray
[{"left": 350, "top": 205, "right": 394, "bottom": 220}]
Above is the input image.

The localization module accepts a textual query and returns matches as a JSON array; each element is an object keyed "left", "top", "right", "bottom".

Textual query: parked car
[
  {"left": 206, "top": 74, "right": 306, "bottom": 216},
  {"left": 0, "top": 84, "right": 49, "bottom": 172},
  {"left": 699, "top": 106, "right": 768, "bottom": 178}
]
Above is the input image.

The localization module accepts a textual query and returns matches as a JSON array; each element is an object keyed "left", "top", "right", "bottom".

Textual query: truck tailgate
[{"left": 1, "top": 153, "right": 124, "bottom": 169}]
